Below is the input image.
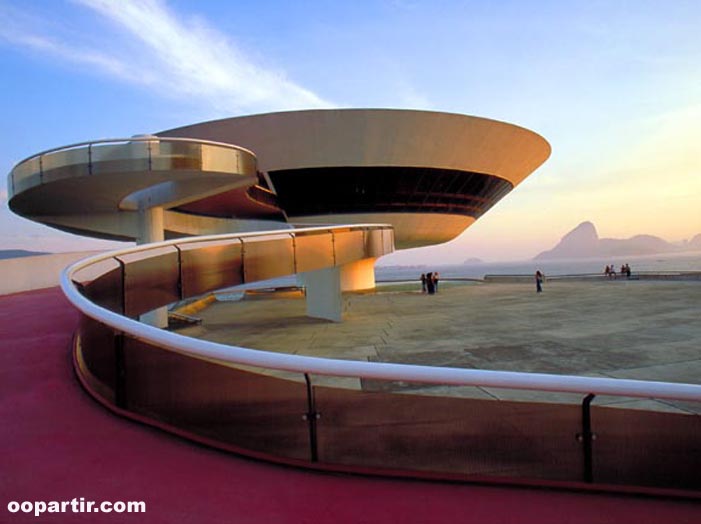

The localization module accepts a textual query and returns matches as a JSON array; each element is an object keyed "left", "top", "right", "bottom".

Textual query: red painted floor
[{"left": 1, "top": 287, "right": 699, "bottom": 523}]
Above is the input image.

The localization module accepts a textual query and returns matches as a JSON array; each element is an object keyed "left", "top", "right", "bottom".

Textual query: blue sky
[{"left": 1, "top": 0, "right": 699, "bottom": 261}]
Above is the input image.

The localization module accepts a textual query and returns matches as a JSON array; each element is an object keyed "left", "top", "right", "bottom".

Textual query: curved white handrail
[
  {"left": 10, "top": 136, "right": 256, "bottom": 172},
  {"left": 61, "top": 226, "right": 701, "bottom": 404}
]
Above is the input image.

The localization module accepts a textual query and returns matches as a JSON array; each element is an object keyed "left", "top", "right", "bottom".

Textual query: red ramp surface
[{"left": 1, "top": 287, "right": 699, "bottom": 523}]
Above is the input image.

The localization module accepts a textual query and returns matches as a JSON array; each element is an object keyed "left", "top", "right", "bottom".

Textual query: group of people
[
  {"left": 604, "top": 263, "right": 632, "bottom": 279},
  {"left": 420, "top": 272, "right": 440, "bottom": 294}
]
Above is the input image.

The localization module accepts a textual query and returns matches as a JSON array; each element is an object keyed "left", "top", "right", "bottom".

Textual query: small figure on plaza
[{"left": 535, "top": 270, "right": 544, "bottom": 293}]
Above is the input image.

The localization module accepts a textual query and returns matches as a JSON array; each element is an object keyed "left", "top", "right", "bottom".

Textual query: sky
[{"left": 0, "top": 0, "right": 699, "bottom": 263}]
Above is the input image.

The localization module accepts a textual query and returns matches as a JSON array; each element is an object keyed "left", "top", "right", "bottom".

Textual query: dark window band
[{"left": 269, "top": 166, "right": 513, "bottom": 218}]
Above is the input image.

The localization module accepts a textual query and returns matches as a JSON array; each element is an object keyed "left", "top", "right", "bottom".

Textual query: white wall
[{"left": 0, "top": 251, "right": 102, "bottom": 295}]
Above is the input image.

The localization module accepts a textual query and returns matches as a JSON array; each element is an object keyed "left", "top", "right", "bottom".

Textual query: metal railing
[
  {"left": 484, "top": 271, "right": 701, "bottom": 281},
  {"left": 8, "top": 136, "right": 257, "bottom": 198},
  {"left": 62, "top": 235, "right": 701, "bottom": 402},
  {"left": 62, "top": 226, "right": 701, "bottom": 493},
  {"left": 11, "top": 136, "right": 256, "bottom": 169}
]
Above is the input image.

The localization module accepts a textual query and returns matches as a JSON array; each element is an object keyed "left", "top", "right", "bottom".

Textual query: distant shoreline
[
  {"left": 377, "top": 271, "right": 701, "bottom": 285},
  {"left": 0, "top": 249, "right": 49, "bottom": 260}
]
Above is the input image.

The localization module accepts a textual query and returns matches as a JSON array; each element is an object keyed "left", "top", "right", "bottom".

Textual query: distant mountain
[
  {"left": 534, "top": 222, "right": 697, "bottom": 260},
  {"left": 598, "top": 234, "right": 674, "bottom": 256},
  {"left": 535, "top": 221, "right": 599, "bottom": 259},
  {"left": 689, "top": 234, "right": 701, "bottom": 250},
  {"left": 0, "top": 249, "right": 49, "bottom": 260}
]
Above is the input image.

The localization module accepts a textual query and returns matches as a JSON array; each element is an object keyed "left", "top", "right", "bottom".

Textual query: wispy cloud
[
  {"left": 1, "top": 0, "right": 332, "bottom": 113},
  {"left": 1, "top": 29, "right": 150, "bottom": 84}
]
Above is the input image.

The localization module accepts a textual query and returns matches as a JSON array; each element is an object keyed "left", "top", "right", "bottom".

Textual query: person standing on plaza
[
  {"left": 420, "top": 273, "right": 427, "bottom": 293},
  {"left": 535, "top": 270, "right": 544, "bottom": 293}
]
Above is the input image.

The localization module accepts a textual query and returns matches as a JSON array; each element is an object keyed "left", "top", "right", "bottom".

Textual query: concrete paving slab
[{"left": 175, "top": 280, "right": 701, "bottom": 413}]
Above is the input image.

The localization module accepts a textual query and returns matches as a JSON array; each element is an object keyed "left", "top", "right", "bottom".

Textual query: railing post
[
  {"left": 303, "top": 373, "right": 319, "bottom": 463},
  {"left": 577, "top": 393, "right": 596, "bottom": 483},
  {"left": 239, "top": 238, "right": 246, "bottom": 284},
  {"left": 115, "top": 257, "right": 127, "bottom": 317},
  {"left": 174, "top": 245, "right": 184, "bottom": 300}
]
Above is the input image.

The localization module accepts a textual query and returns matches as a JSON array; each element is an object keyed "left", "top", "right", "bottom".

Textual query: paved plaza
[{"left": 176, "top": 279, "right": 701, "bottom": 413}]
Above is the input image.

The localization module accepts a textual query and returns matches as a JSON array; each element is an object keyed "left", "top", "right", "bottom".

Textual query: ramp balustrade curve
[
  {"left": 63, "top": 225, "right": 701, "bottom": 497},
  {"left": 7, "top": 137, "right": 261, "bottom": 242}
]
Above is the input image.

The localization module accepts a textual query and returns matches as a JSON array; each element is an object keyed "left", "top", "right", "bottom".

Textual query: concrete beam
[
  {"left": 301, "top": 258, "right": 377, "bottom": 322},
  {"left": 138, "top": 206, "right": 168, "bottom": 328}
]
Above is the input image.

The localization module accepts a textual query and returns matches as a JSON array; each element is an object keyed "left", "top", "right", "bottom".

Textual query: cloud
[
  {"left": 0, "top": 30, "right": 150, "bottom": 85},
  {"left": 1, "top": 0, "right": 332, "bottom": 114}
]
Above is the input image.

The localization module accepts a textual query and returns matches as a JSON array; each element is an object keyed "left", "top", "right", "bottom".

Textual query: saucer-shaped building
[
  {"left": 159, "top": 109, "right": 551, "bottom": 248},
  {"left": 9, "top": 109, "right": 551, "bottom": 250},
  {"left": 8, "top": 109, "right": 551, "bottom": 316}
]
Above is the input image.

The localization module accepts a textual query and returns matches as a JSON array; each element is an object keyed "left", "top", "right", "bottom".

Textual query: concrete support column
[
  {"left": 300, "top": 258, "right": 377, "bottom": 322},
  {"left": 339, "top": 258, "right": 376, "bottom": 291},
  {"left": 302, "top": 267, "right": 343, "bottom": 322},
  {"left": 137, "top": 205, "right": 165, "bottom": 244},
  {"left": 137, "top": 206, "right": 168, "bottom": 328}
]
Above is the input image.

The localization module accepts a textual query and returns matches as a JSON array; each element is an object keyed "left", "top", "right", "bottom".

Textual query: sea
[
  {"left": 233, "top": 251, "right": 701, "bottom": 291},
  {"left": 376, "top": 250, "right": 701, "bottom": 281}
]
